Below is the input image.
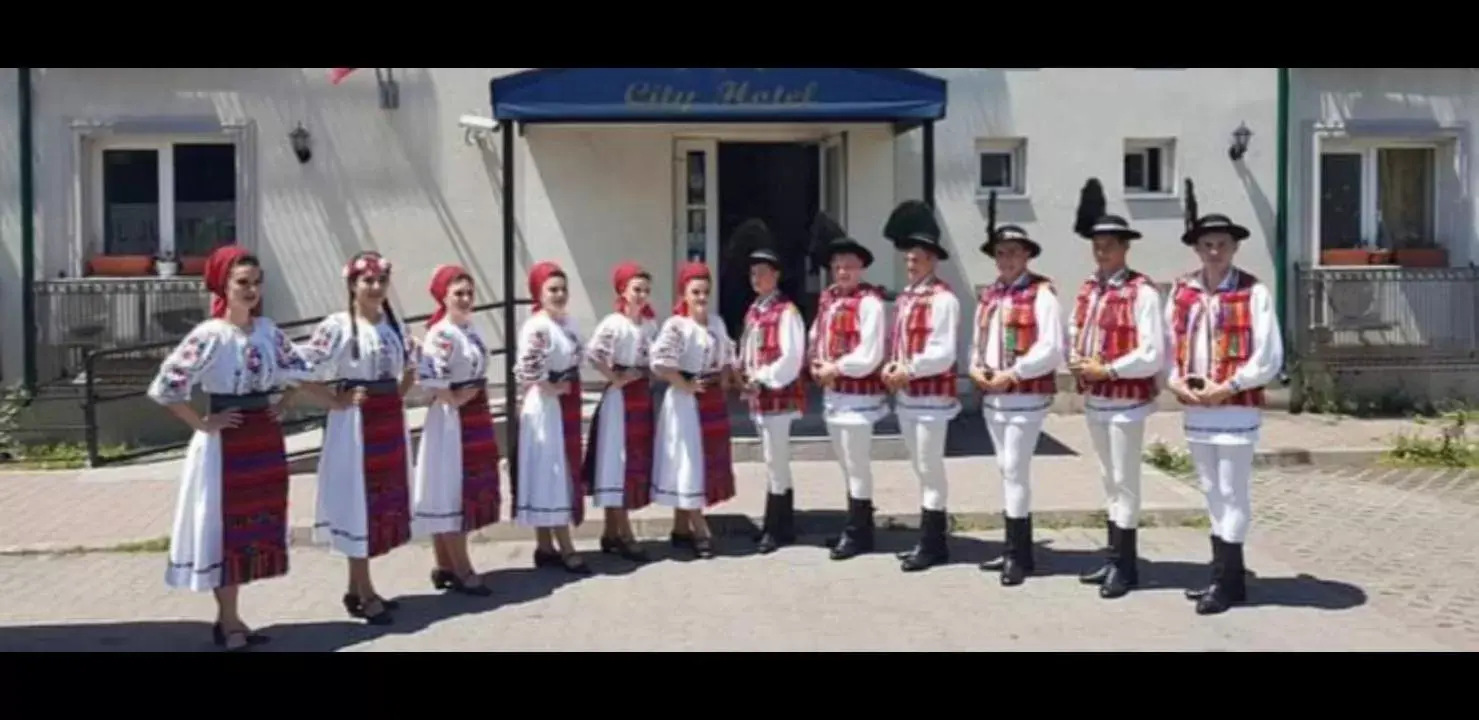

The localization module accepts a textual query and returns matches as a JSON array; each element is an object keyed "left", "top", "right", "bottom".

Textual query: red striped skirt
[
  {"left": 355, "top": 382, "right": 412, "bottom": 557},
  {"left": 213, "top": 396, "right": 291, "bottom": 586},
  {"left": 695, "top": 381, "right": 735, "bottom": 507},
  {"left": 455, "top": 380, "right": 501, "bottom": 532},
  {"left": 582, "top": 376, "right": 654, "bottom": 509}
]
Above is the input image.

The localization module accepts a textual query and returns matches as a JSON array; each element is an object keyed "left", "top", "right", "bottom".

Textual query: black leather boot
[
  {"left": 900, "top": 509, "right": 949, "bottom": 572},
  {"left": 1185, "top": 535, "right": 1223, "bottom": 600},
  {"left": 1079, "top": 520, "right": 1119, "bottom": 585},
  {"left": 1099, "top": 525, "right": 1139, "bottom": 599},
  {"left": 756, "top": 491, "right": 796, "bottom": 554},
  {"left": 999, "top": 515, "right": 1035, "bottom": 587},
  {"left": 978, "top": 513, "right": 1012, "bottom": 572},
  {"left": 830, "top": 497, "right": 875, "bottom": 560},
  {"left": 1196, "top": 540, "right": 1248, "bottom": 615}
]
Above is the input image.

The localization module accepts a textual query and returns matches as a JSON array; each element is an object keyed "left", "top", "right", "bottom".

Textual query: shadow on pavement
[{"left": 0, "top": 565, "right": 591, "bottom": 652}]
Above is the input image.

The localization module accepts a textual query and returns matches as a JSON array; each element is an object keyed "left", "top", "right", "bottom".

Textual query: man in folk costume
[
  {"left": 969, "top": 192, "right": 1066, "bottom": 587},
  {"left": 1166, "top": 179, "right": 1284, "bottom": 616},
  {"left": 807, "top": 212, "right": 887, "bottom": 561},
  {"left": 729, "top": 219, "right": 808, "bottom": 554},
  {"left": 1065, "top": 178, "right": 1167, "bottom": 600},
  {"left": 880, "top": 200, "right": 962, "bottom": 573}
]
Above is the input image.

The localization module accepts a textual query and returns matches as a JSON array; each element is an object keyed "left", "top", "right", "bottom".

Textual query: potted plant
[
  {"left": 1320, "top": 238, "right": 1383, "bottom": 267},
  {"left": 1394, "top": 237, "right": 1448, "bottom": 268},
  {"left": 88, "top": 254, "right": 154, "bottom": 277},
  {"left": 156, "top": 249, "right": 179, "bottom": 278}
]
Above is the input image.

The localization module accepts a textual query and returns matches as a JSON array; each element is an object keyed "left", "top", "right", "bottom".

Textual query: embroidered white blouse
[
  {"left": 417, "top": 320, "right": 489, "bottom": 389},
  {"left": 147, "top": 317, "right": 311, "bottom": 405},
  {"left": 650, "top": 313, "right": 735, "bottom": 379},
  {"left": 585, "top": 313, "right": 657, "bottom": 372},
  {"left": 297, "top": 311, "right": 411, "bottom": 384}
]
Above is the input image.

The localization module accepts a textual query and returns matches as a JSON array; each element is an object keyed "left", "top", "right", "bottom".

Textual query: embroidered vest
[
  {"left": 975, "top": 274, "right": 1057, "bottom": 396},
  {"left": 889, "top": 278, "right": 958, "bottom": 398},
  {"left": 744, "top": 295, "right": 806, "bottom": 415},
  {"left": 812, "top": 283, "right": 886, "bottom": 396},
  {"left": 1072, "top": 271, "right": 1157, "bottom": 401},
  {"left": 1170, "top": 270, "right": 1265, "bottom": 408}
]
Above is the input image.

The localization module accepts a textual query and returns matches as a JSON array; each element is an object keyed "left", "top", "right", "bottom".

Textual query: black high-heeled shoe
[
  {"left": 692, "top": 536, "right": 716, "bottom": 559},
  {"left": 341, "top": 593, "right": 394, "bottom": 625},
  {"left": 447, "top": 573, "right": 493, "bottom": 596},
  {"left": 211, "top": 623, "right": 268, "bottom": 650},
  {"left": 430, "top": 569, "right": 456, "bottom": 590},
  {"left": 601, "top": 536, "right": 650, "bottom": 563}
]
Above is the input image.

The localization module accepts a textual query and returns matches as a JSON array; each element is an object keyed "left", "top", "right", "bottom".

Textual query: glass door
[
  {"left": 673, "top": 138, "right": 720, "bottom": 303},
  {"left": 813, "top": 133, "right": 848, "bottom": 291}
]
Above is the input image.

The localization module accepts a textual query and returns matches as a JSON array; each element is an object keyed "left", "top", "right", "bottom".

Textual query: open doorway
[{"left": 716, "top": 142, "right": 820, "bottom": 340}]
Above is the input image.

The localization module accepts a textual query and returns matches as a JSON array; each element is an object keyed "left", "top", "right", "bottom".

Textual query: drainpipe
[
  {"left": 1274, "top": 67, "right": 1291, "bottom": 363},
  {"left": 18, "top": 68, "right": 36, "bottom": 392}
]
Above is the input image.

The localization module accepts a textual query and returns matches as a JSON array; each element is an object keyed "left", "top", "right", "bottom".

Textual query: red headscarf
[
  {"left": 672, "top": 261, "right": 711, "bottom": 317},
  {"left": 427, "top": 264, "right": 471, "bottom": 328},
  {"left": 204, "top": 245, "right": 261, "bottom": 319},
  {"left": 528, "top": 261, "right": 565, "bottom": 313},
  {"left": 612, "top": 261, "right": 655, "bottom": 319}
]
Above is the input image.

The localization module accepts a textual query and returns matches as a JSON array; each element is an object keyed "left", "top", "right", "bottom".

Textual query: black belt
[
  {"left": 613, "top": 364, "right": 649, "bottom": 377},
  {"left": 679, "top": 371, "right": 721, "bottom": 382},
  {"left": 548, "top": 368, "right": 580, "bottom": 383},
  {"left": 340, "top": 378, "right": 399, "bottom": 395},
  {"left": 208, "top": 392, "right": 272, "bottom": 413},
  {"left": 451, "top": 379, "right": 486, "bottom": 391}
]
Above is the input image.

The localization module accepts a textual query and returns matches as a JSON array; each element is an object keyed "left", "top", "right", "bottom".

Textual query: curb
[
  {"left": 0, "top": 507, "right": 1207, "bottom": 556},
  {"left": 1253, "top": 447, "right": 1385, "bottom": 469}
]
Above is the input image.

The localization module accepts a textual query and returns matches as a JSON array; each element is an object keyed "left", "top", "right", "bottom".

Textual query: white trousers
[
  {"left": 1086, "top": 420, "right": 1146, "bottom": 529},
  {"left": 827, "top": 422, "right": 874, "bottom": 499},
  {"left": 901, "top": 417, "right": 950, "bottom": 511},
  {"left": 984, "top": 417, "right": 1043, "bottom": 519},
  {"left": 756, "top": 414, "right": 795, "bottom": 494},
  {"left": 1188, "top": 442, "right": 1254, "bottom": 543}
]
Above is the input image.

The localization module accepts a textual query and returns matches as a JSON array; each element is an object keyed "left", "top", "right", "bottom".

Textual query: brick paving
[{"left": 0, "top": 528, "right": 1449, "bottom": 652}]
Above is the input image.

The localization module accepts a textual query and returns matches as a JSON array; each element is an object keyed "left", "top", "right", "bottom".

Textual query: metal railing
[
  {"left": 36, "top": 278, "right": 212, "bottom": 385},
  {"left": 82, "top": 299, "right": 532, "bottom": 467},
  {"left": 1291, "top": 264, "right": 1479, "bottom": 367}
]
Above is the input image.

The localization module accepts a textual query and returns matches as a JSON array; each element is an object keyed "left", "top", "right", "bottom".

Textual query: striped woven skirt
[
  {"left": 694, "top": 380, "right": 736, "bottom": 507},
  {"left": 582, "top": 373, "right": 654, "bottom": 510},
  {"left": 206, "top": 393, "right": 291, "bottom": 587},
  {"left": 454, "top": 379, "right": 502, "bottom": 532},
  {"left": 355, "top": 380, "right": 413, "bottom": 557}
]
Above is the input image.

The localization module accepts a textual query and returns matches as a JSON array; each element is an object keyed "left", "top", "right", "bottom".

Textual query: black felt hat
[
  {"left": 979, "top": 190, "right": 1041, "bottom": 258},
  {"left": 883, "top": 200, "right": 949, "bottom": 260},
  {"left": 725, "top": 218, "right": 783, "bottom": 270},
  {"left": 809, "top": 211, "right": 874, "bottom": 268},
  {"left": 1180, "top": 178, "right": 1250, "bottom": 245},
  {"left": 1073, "top": 178, "right": 1142, "bottom": 241}
]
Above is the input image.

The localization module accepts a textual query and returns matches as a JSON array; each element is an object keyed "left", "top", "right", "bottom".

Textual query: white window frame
[
  {"left": 975, "top": 138, "right": 1027, "bottom": 198},
  {"left": 66, "top": 118, "right": 257, "bottom": 279},
  {"left": 1123, "top": 138, "right": 1177, "bottom": 197},
  {"left": 1315, "top": 137, "right": 1440, "bottom": 256}
]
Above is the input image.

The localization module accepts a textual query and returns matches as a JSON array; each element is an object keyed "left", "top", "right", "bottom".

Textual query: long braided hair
[{"left": 343, "top": 251, "right": 404, "bottom": 362}]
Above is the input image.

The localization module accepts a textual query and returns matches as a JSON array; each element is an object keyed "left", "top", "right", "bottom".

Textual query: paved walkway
[
  {"left": 0, "top": 527, "right": 1451, "bottom": 652},
  {"left": 0, "top": 411, "right": 1425, "bottom": 553}
]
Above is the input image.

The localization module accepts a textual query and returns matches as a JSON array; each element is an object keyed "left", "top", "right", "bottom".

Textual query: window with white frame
[
  {"left": 91, "top": 136, "right": 238, "bottom": 262},
  {"left": 1123, "top": 139, "right": 1175, "bottom": 194},
  {"left": 1318, "top": 140, "right": 1436, "bottom": 252},
  {"left": 975, "top": 138, "right": 1026, "bottom": 196}
]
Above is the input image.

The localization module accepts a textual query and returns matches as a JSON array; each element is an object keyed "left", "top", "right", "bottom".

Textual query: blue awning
[{"left": 490, "top": 68, "right": 947, "bottom": 127}]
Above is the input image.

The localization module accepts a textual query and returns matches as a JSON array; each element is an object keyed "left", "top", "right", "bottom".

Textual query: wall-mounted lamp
[
  {"left": 1228, "top": 122, "right": 1253, "bottom": 161},
  {"left": 289, "top": 123, "right": 312, "bottom": 164}
]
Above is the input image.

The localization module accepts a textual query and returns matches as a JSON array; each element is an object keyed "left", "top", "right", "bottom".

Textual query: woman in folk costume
[
  {"left": 512, "top": 261, "right": 592, "bottom": 574},
  {"left": 968, "top": 191, "right": 1066, "bottom": 587},
  {"left": 729, "top": 220, "right": 808, "bottom": 555},
  {"left": 146, "top": 245, "right": 310, "bottom": 651},
  {"left": 650, "top": 261, "right": 738, "bottom": 559},
  {"left": 807, "top": 212, "right": 888, "bottom": 561},
  {"left": 411, "top": 264, "right": 499, "bottom": 596},
  {"left": 580, "top": 261, "right": 658, "bottom": 563},
  {"left": 299, "top": 251, "right": 415, "bottom": 625},
  {"left": 1065, "top": 179, "right": 1166, "bottom": 600},
  {"left": 879, "top": 200, "right": 962, "bottom": 573},
  {"left": 1164, "top": 179, "right": 1284, "bottom": 616}
]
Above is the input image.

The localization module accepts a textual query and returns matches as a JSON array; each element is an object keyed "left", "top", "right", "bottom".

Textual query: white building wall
[
  {"left": 0, "top": 70, "right": 21, "bottom": 386},
  {"left": 3, "top": 67, "right": 1284, "bottom": 387},
  {"left": 1288, "top": 68, "right": 1479, "bottom": 267}
]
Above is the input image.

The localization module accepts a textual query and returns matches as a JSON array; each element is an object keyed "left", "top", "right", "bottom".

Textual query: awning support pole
[
  {"left": 501, "top": 119, "right": 519, "bottom": 486},
  {"left": 922, "top": 120, "right": 936, "bottom": 208}
]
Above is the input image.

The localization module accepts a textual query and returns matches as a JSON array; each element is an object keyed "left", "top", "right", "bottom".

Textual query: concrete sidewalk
[{"left": 0, "top": 411, "right": 1420, "bottom": 554}]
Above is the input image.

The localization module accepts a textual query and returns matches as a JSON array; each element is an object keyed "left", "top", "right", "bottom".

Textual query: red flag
[{"left": 329, "top": 68, "right": 358, "bottom": 85}]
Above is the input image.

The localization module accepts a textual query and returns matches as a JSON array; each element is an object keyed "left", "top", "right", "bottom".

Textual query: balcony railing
[
  {"left": 35, "top": 277, "right": 211, "bottom": 385},
  {"left": 1292, "top": 264, "right": 1479, "bottom": 366}
]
